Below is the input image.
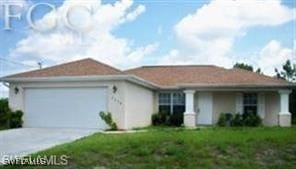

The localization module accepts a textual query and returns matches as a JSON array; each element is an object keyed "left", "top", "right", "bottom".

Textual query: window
[
  {"left": 173, "top": 93, "right": 185, "bottom": 114},
  {"left": 159, "top": 92, "right": 185, "bottom": 114},
  {"left": 243, "top": 93, "right": 258, "bottom": 115},
  {"left": 159, "top": 93, "right": 171, "bottom": 114}
]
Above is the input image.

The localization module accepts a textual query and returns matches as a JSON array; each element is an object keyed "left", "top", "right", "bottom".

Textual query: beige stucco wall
[
  {"left": 9, "top": 84, "right": 25, "bottom": 111},
  {"left": 153, "top": 91, "right": 281, "bottom": 126},
  {"left": 212, "top": 92, "right": 236, "bottom": 124},
  {"left": 124, "top": 81, "right": 154, "bottom": 129},
  {"left": 8, "top": 80, "right": 127, "bottom": 129},
  {"left": 8, "top": 80, "right": 282, "bottom": 128},
  {"left": 211, "top": 91, "right": 280, "bottom": 125},
  {"left": 153, "top": 92, "right": 159, "bottom": 113}
]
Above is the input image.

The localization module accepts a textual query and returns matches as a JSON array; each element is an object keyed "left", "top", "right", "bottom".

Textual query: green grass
[{"left": 3, "top": 127, "right": 296, "bottom": 169}]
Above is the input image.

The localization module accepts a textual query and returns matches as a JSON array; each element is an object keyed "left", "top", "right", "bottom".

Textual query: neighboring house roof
[
  {"left": 1, "top": 58, "right": 293, "bottom": 89},
  {"left": 4, "top": 58, "right": 123, "bottom": 78},
  {"left": 125, "top": 65, "right": 291, "bottom": 88}
]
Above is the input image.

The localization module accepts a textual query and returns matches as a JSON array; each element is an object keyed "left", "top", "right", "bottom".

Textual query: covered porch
[{"left": 156, "top": 89, "right": 292, "bottom": 127}]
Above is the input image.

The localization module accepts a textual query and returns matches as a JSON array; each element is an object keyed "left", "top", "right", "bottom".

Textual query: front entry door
[{"left": 197, "top": 92, "right": 213, "bottom": 125}]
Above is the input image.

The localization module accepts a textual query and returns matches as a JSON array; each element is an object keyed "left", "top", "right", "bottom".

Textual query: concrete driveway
[{"left": 0, "top": 128, "right": 97, "bottom": 164}]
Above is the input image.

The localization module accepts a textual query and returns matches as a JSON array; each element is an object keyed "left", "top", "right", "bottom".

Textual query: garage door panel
[{"left": 24, "top": 87, "right": 108, "bottom": 129}]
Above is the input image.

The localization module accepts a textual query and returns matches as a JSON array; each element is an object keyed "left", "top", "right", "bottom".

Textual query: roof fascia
[{"left": 1, "top": 75, "right": 160, "bottom": 90}]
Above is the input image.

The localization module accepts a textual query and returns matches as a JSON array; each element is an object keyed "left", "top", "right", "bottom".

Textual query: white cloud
[
  {"left": 0, "top": 85, "right": 8, "bottom": 98},
  {"left": 9, "top": 0, "right": 156, "bottom": 68},
  {"left": 232, "top": 40, "right": 295, "bottom": 76},
  {"left": 127, "top": 43, "right": 158, "bottom": 63},
  {"left": 158, "top": 49, "right": 197, "bottom": 65},
  {"left": 257, "top": 40, "right": 295, "bottom": 75},
  {"left": 159, "top": 0, "right": 295, "bottom": 68},
  {"left": 0, "top": 59, "right": 38, "bottom": 98},
  {"left": 122, "top": 4, "right": 145, "bottom": 23}
]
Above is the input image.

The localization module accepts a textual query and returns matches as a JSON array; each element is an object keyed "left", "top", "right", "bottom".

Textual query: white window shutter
[
  {"left": 258, "top": 93, "right": 265, "bottom": 119},
  {"left": 236, "top": 93, "right": 243, "bottom": 114}
]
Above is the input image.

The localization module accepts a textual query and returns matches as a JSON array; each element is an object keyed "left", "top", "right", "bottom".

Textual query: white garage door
[{"left": 24, "top": 87, "right": 108, "bottom": 129}]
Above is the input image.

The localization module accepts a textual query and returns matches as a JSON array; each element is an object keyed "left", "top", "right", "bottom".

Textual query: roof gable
[{"left": 4, "top": 58, "right": 123, "bottom": 78}]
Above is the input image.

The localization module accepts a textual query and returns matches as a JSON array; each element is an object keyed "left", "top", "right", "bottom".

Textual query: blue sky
[
  {"left": 0, "top": 0, "right": 295, "bottom": 97},
  {"left": 0, "top": 0, "right": 206, "bottom": 61}
]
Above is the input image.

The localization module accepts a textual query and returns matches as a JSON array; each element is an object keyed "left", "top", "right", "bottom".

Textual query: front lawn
[{"left": 3, "top": 127, "right": 296, "bottom": 169}]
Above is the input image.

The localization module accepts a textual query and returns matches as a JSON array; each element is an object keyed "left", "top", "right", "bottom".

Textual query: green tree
[
  {"left": 255, "top": 68, "right": 263, "bottom": 74},
  {"left": 275, "top": 60, "right": 296, "bottom": 82},
  {"left": 233, "top": 63, "right": 262, "bottom": 74},
  {"left": 233, "top": 63, "right": 254, "bottom": 71},
  {"left": 275, "top": 60, "right": 296, "bottom": 124},
  {"left": 0, "top": 99, "right": 10, "bottom": 128}
]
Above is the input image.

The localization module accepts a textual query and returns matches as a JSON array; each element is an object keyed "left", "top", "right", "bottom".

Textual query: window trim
[
  {"left": 159, "top": 92, "right": 185, "bottom": 114},
  {"left": 243, "top": 93, "right": 258, "bottom": 114}
]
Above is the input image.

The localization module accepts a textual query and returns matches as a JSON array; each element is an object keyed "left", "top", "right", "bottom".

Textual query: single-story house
[{"left": 1, "top": 58, "right": 294, "bottom": 129}]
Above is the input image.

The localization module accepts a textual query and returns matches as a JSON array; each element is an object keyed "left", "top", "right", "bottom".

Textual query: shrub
[
  {"left": 9, "top": 110, "right": 23, "bottom": 128},
  {"left": 152, "top": 113, "right": 161, "bottom": 125},
  {"left": 152, "top": 111, "right": 170, "bottom": 126},
  {"left": 169, "top": 112, "right": 183, "bottom": 127},
  {"left": 217, "top": 113, "right": 226, "bottom": 127},
  {"left": 217, "top": 113, "right": 233, "bottom": 127},
  {"left": 231, "top": 113, "right": 243, "bottom": 127},
  {"left": 225, "top": 113, "right": 233, "bottom": 126},
  {"left": 242, "top": 112, "right": 262, "bottom": 127},
  {"left": 0, "top": 99, "right": 10, "bottom": 128},
  {"left": 0, "top": 99, "right": 23, "bottom": 129},
  {"left": 152, "top": 111, "right": 183, "bottom": 127},
  {"left": 217, "top": 112, "right": 262, "bottom": 127},
  {"left": 99, "top": 111, "right": 117, "bottom": 130}
]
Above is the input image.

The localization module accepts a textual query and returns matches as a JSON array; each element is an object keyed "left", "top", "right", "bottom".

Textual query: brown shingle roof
[
  {"left": 4, "top": 58, "right": 123, "bottom": 78},
  {"left": 3, "top": 58, "right": 290, "bottom": 87},
  {"left": 125, "top": 65, "right": 290, "bottom": 87}
]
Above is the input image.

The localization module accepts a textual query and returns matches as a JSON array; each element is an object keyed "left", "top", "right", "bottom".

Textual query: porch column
[
  {"left": 184, "top": 90, "right": 196, "bottom": 128},
  {"left": 278, "top": 90, "right": 292, "bottom": 127}
]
